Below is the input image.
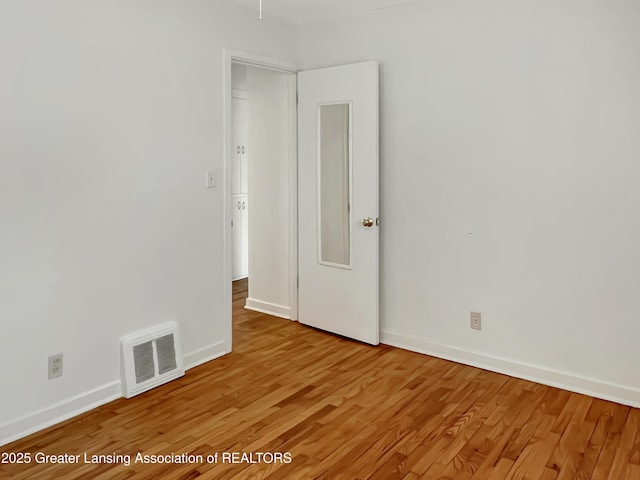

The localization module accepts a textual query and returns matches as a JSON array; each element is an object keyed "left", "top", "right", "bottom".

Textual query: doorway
[
  {"left": 224, "top": 52, "right": 380, "bottom": 353},
  {"left": 223, "top": 50, "right": 298, "bottom": 353}
]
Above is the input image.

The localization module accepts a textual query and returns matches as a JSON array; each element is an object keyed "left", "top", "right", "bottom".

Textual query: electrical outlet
[
  {"left": 48, "top": 353, "right": 63, "bottom": 379},
  {"left": 470, "top": 311, "right": 482, "bottom": 330}
]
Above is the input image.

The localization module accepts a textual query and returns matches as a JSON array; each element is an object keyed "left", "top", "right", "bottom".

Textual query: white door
[
  {"left": 232, "top": 94, "right": 249, "bottom": 280},
  {"left": 240, "top": 196, "right": 248, "bottom": 277},
  {"left": 298, "top": 61, "right": 379, "bottom": 345},
  {"left": 232, "top": 196, "right": 245, "bottom": 280},
  {"left": 231, "top": 97, "right": 248, "bottom": 195}
]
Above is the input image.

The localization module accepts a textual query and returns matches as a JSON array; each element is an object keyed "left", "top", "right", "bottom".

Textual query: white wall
[
  {"left": 301, "top": 0, "right": 640, "bottom": 404},
  {"left": 4, "top": 0, "right": 640, "bottom": 447},
  {"left": 245, "top": 66, "right": 295, "bottom": 319},
  {"left": 232, "top": 63, "right": 249, "bottom": 92},
  {"left": 0, "top": 0, "right": 299, "bottom": 444}
]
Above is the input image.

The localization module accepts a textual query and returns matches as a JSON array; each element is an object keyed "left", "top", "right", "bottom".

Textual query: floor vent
[{"left": 121, "top": 322, "right": 185, "bottom": 398}]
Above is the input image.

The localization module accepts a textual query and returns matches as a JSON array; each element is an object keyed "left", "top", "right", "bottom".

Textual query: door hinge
[{"left": 296, "top": 92, "right": 299, "bottom": 105}]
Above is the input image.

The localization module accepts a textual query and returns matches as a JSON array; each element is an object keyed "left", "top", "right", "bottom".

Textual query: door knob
[{"left": 362, "top": 217, "right": 374, "bottom": 227}]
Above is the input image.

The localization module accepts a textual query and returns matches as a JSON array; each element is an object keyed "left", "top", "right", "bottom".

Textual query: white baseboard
[
  {"left": 245, "top": 298, "right": 291, "bottom": 320},
  {"left": 381, "top": 331, "right": 640, "bottom": 409},
  {"left": 184, "top": 341, "right": 228, "bottom": 369},
  {"left": 0, "top": 381, "right": 122, "bottom": 447},
  {"left": 0, "top": 341, "right": 230, "bottom": 447}
]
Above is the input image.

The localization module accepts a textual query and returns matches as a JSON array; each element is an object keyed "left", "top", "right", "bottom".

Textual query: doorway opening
[
  {"left": 223, "top": 50, "right": 298, "bottom": 354},
  {"left": 224, "top": 53, "right": 380, "bottom": 353}
]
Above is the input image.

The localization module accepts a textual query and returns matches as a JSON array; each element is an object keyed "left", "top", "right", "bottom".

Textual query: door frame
[{"left": 222, "top": 48, "right": 300, "bottom": 353}]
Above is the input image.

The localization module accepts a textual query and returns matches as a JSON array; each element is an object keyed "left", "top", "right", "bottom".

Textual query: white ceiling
[{"left": 230, "top": 0, "right": 421, "bottom": 24}]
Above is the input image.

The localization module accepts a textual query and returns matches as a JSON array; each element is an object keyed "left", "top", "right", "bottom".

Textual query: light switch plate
[{"left": 206, "top": 171, "right": 215, "bottom": 188}]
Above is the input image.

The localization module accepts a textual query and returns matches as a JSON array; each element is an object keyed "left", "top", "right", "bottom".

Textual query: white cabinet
[
  {"left": 232, "top": 195, "right": 249, "bottom": 280},
  {"left": 232, "top": 96, "right": 249, "bottom": 195},
  {"left": 232, "top": 93, "right": 249, "bottom": 280}
]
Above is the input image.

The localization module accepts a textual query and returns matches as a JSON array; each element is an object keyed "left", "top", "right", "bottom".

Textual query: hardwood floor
[{"left": 2, "top": 278, "right": 640, "bottom": 479}]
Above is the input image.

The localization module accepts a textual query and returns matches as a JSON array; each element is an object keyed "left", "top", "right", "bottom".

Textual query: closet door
[
  {"left": 231, "top": 97, "right": 248, "bottom": 195},
  {"left": 232, "top": 198, "right": 244, "bottom": 280},
  {"left": 240, "top": 197, "right": 249, "bottom": 277},
  {"left": 232, "top": 91, "right": 249, "bottom": 280},
  {"left": 239, "top": 120, "right": 249, "bottom": 195}
]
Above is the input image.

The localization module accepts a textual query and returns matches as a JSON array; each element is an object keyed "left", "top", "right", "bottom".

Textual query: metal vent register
[{"left": 121, "top": 323, "right": 184, "bottom": 398}]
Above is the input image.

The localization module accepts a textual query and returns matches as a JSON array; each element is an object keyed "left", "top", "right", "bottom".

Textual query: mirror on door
[{"left": 318, "top": 102, "right": 352, "bottom": 268}]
